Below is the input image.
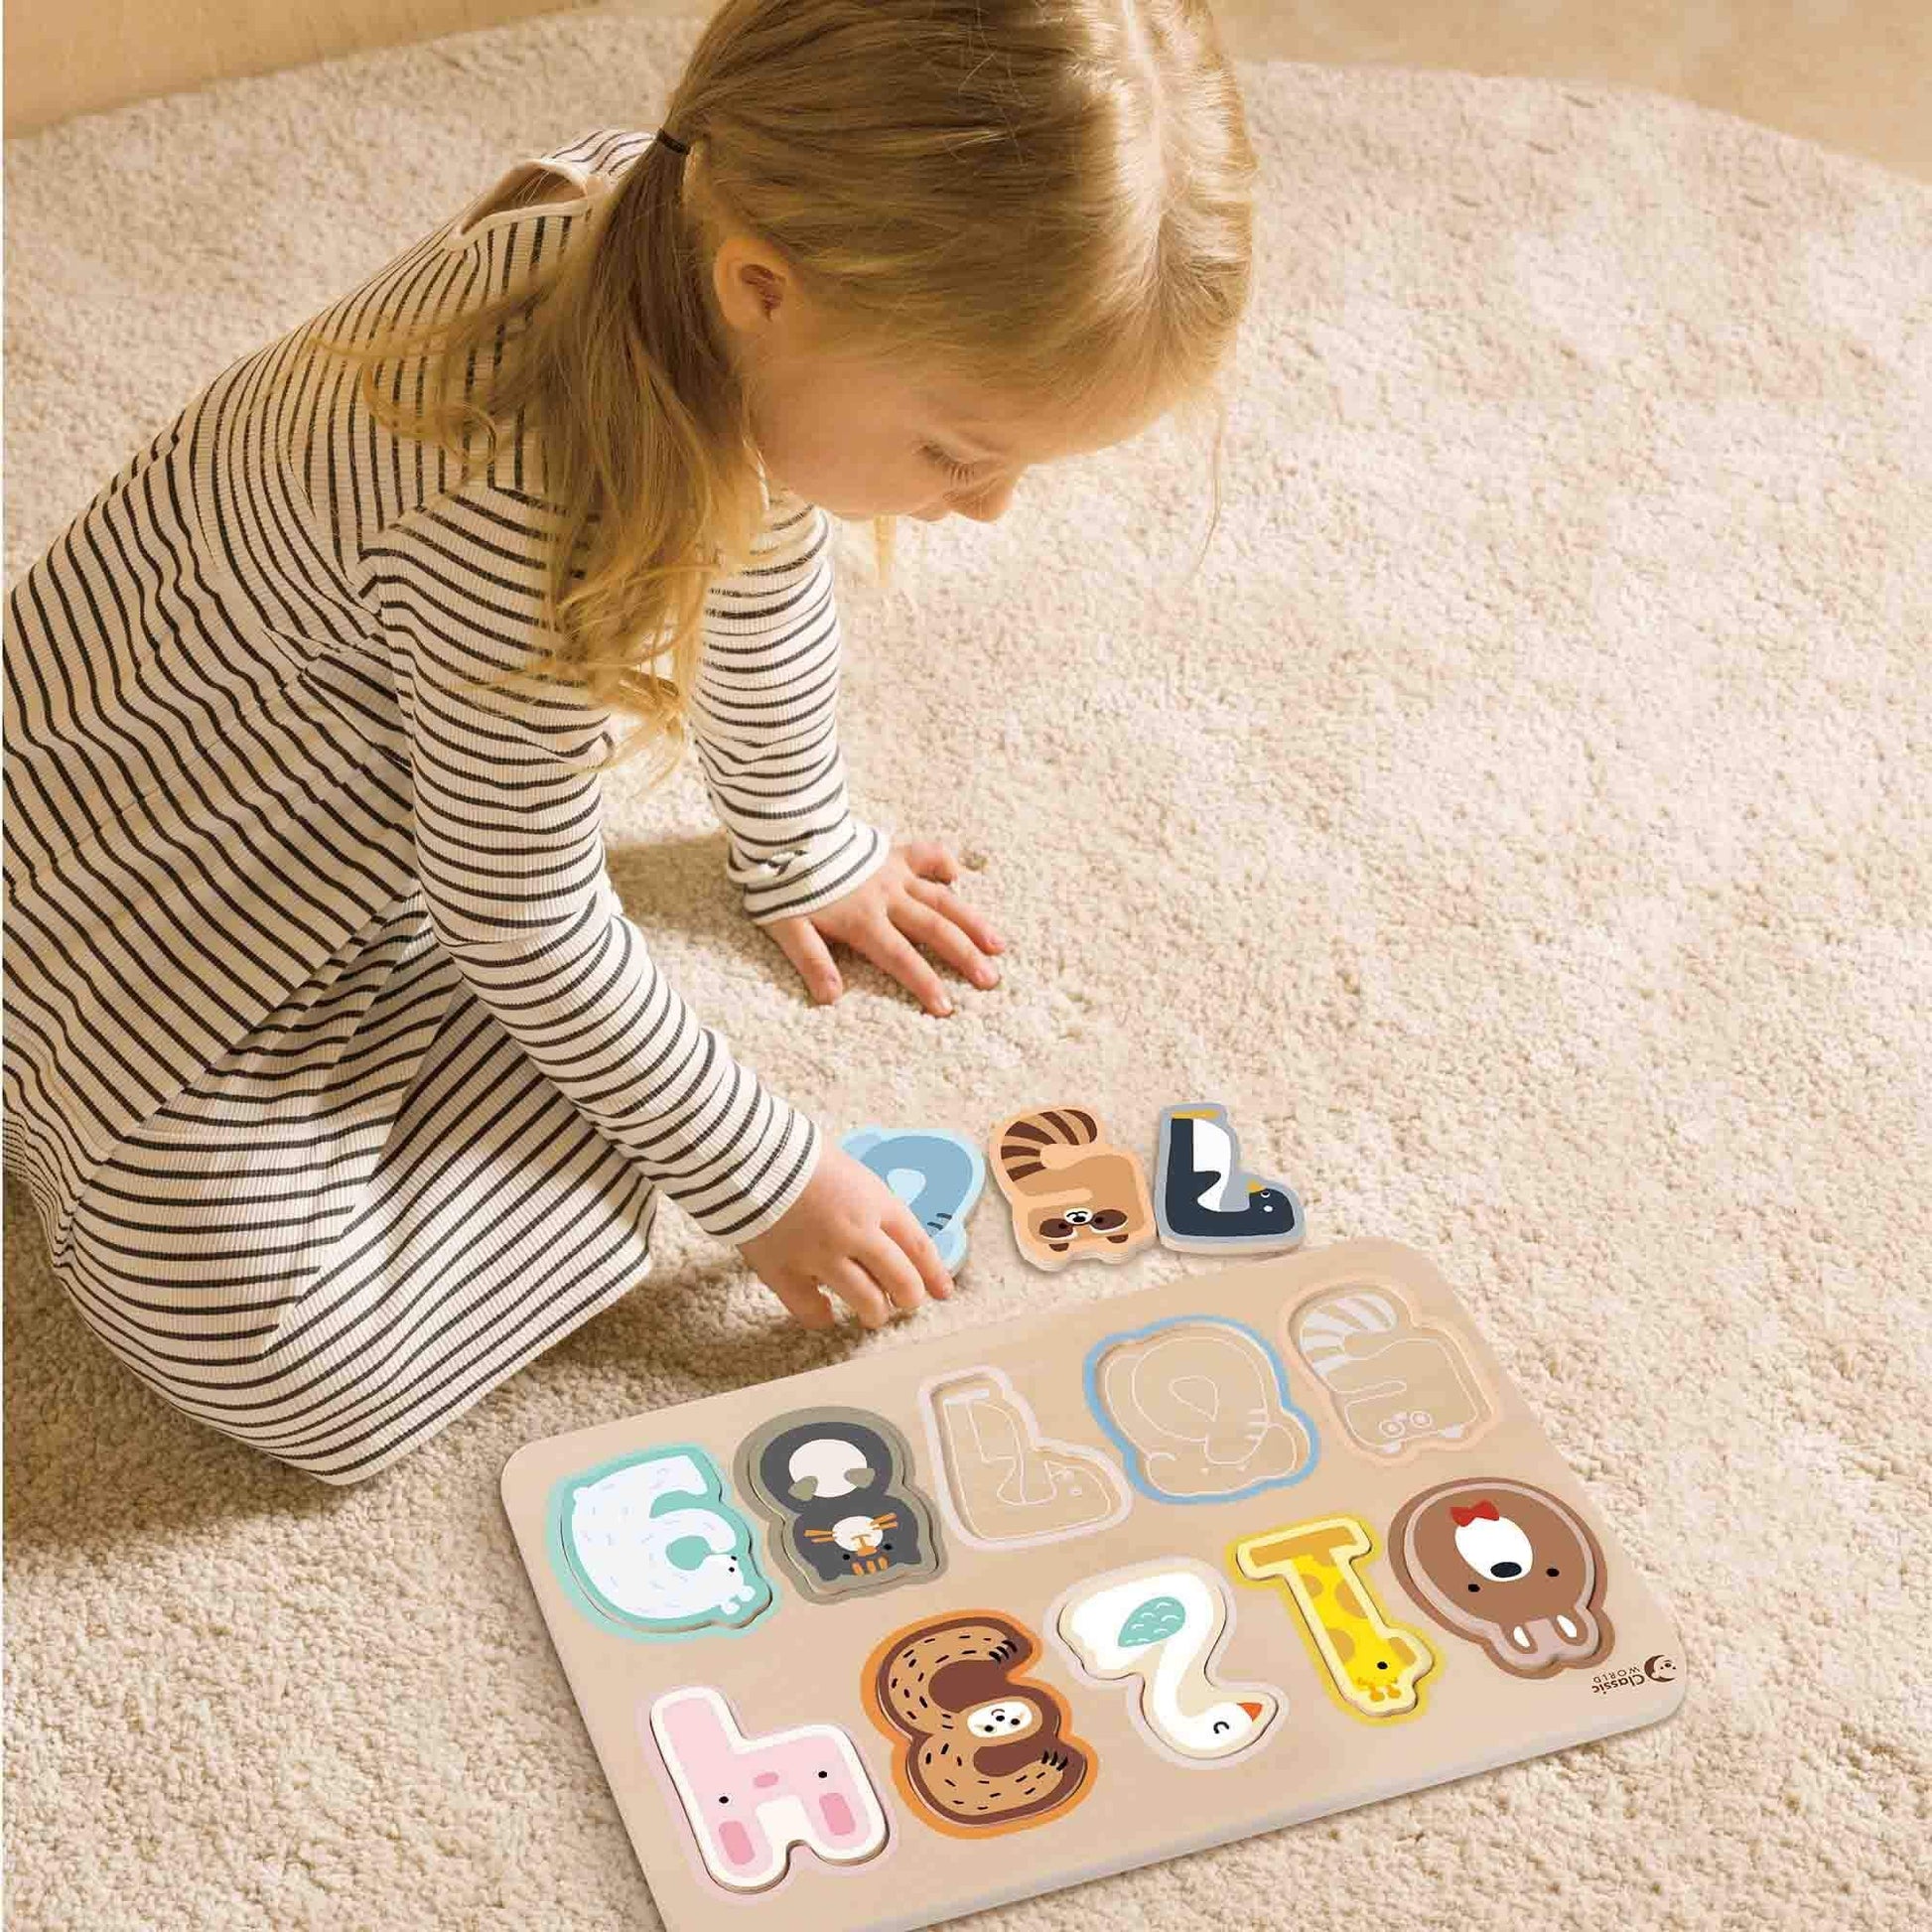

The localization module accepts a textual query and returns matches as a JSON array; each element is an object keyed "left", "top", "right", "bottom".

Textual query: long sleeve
[
  {"left": 352, "top": 472, "right": 822, "bottom": 1245},
  {"left": 690, "top": 482, "right": 892, "bottom": 924}
]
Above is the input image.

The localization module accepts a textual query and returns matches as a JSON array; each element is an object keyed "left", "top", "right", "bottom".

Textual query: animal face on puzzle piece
[
  {"left": 1153, "top": 1102, "right": 1306, "bottom": 1254},
  {"left": 840, "top": 1126, "right": 987, "bottom": 1274},
  {"left": 548, "top": 1445, "right": 772, "bottom": 1639},
  {"left": 988, "top": 1104, "right": 1157, "bottom": 1270},
  {"left": 1233, "top": 1515, "right": 1436, "bottom": 1722},
  {"left": 1388, "top": 1478, "right": 1614, "bottom": 1677},
  {"left": 734, "top": 1408, "right": 945, "bottom": 1601},
  {"left": 920, "top": 1366, "right": 1133, "bottom": 1550},
  {"left": 1289, "top": 1286, "right": 1493, "bottom": 1462},
  {"left": 1050, "top": 1557, "right": 1282, "bottom": 1767},
  {"left": 863, "top": 1611, "right": 1095, "bottom": 1835},
  {"left": 647, "top": 1685, "right": 890, "bottom": 1892},
  {"left": 1085, "top": 1314, "right": 1318, "bottom": 1503}
]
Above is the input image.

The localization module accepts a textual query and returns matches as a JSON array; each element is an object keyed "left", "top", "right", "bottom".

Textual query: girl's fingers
[
  {"left": 860, "top": 1230, "right": 931, "bottom": 1313},
  {"left": 892, "top": 900, "right": 999, "bottom": 992},
  {"left": 883, "top": 1210, "right": 953, "bottom": 1301},
  {"left": 856, "top": 918, "right": 953, "bottom": 1017},
  {"left": 906, "top": 841, "right": 959, "bottom": 884},
  {"left": 826, "top": 1259, "right": 892, "bottom": 1330},
  {"left": 770, "top": 916, "right": 844, "bottom": 1004},
  {"left": 770, "top": 1275, "right": 836, "bottom": 1331},
  {"left": 905, "top": 875, "right": 1005, "bottom": 958}
]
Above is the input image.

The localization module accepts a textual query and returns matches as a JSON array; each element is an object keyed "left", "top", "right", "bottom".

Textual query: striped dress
[{"left": 2, "top": 126, "right": 890, "bottom": 1485}]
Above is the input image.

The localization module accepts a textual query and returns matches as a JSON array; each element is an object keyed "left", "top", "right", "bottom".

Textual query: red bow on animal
[{"left": 1450, "top": 1500, "right": 1500, "bottom": 1526}]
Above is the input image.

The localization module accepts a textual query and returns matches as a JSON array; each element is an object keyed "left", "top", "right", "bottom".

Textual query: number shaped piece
[
  {"left": 842, "top": 1125, "right": 986, "bottom": 1272},
  {"left": 647, "top": 1686, "right": 889, "bottom": 1892},
  {"left": 548, "top": 1445, "right": 772, "bottom": 1638},
  {"left": 863, "top": 1611, "right": 1096, "bottom": 1836},
  {"left": 1153, "top": 1101, "right": 1306, "bottom": 1253},
  {"left": 734, "top": 1407, "right": 945, "bottom": 1601},
  {"left": 1289, "top": 1286, "right": 1493, "bottom": 1462},
  {"left": 1388, "top": 1478, "right": 1615, "bottom": 1677},
  {"left": 1051, "top": 1558, "right": 1281, "bottom": 1766},
  {"left": 1233, "top": 1516, "right": 1435, "bottom": 1721},
  {"left": 988, "top": 1103, "right": 1158, "bottom": 1271}
]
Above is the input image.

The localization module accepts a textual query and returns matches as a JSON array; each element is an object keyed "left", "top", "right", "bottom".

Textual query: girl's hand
[
  {"left": 736, "top": 1141, "right": 954, "bottom": 1330},
  {"left": 762, "top": 840, "right": 1005, "bottom": 1018}
]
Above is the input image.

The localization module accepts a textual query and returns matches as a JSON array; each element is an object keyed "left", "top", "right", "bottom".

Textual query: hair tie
[{"left": 657, "top": 128, "right": 690, "bottom": 157}]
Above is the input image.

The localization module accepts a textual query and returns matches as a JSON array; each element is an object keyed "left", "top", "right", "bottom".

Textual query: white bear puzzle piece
[{"left": 554, "top": 1447, "right": 771, "bottom": 1635}]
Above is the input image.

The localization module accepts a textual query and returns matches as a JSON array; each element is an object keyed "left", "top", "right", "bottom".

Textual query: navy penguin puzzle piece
[
  {"left": 1153, "top": 1102, "right": 1306, "bottom": 1254},
  {"left": 840, "top": 1126, "right": 986, "bottom": 1272}
]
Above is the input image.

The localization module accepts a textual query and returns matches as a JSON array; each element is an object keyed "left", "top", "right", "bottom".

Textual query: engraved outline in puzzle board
[
  {"left": 546, "top": 1444, "right": 774, "bottom": 1640},
  {"left": 1232, "top": 1515, "right": 1437, "bottom": 1722},
  {"left": 645, "top": 1684, "right": 892, "bottom": 1893},
  {"left": 1048, "top": 1556, "right": 1284, "bottom": 1769},
  {"left": 733, "top": 1406, "right": 945, "bottom": 1603},
  {"left": 862, "top": 1609, "right": 1097, "bottom": 1838},
  {"left": 918, "top": 1364, "right": 1133, "bottom": 1550},
  {"left": 1388, "top": 1477, "right": 1616, "bottom": 1677},
  {"left": 1083, "top": 1313, "right": 1318, "bottom": 1504},
  {"left": 1287, "top": 1282, "right": 1496, "bottom": 1464}
]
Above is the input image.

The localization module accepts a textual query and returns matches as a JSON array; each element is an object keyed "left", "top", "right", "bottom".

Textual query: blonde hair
[{"left": 295, "top": 0, "right": 1256, "bottom": 785}]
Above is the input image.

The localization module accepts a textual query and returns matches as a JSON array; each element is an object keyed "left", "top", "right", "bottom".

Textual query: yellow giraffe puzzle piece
[{"left": 1233, "top": 1515, "right": 1435, "bottom": 1721}]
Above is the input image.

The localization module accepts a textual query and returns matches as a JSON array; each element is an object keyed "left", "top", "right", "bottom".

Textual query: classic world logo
[{"left": 1591, "top": 1654, "right": 1678, "bottom": 1694}]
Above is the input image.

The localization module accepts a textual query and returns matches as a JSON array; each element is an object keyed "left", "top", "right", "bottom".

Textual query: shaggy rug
[{"left": 5, "top": 5, "right": 1928, "bottom": 1927}]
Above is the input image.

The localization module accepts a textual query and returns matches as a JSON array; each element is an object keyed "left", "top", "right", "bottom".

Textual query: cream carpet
[{"left": 6, "top": 5, "right": 1929, "bottom": 1926}]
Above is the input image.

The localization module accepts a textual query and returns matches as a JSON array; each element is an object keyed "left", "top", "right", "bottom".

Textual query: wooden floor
[{"left": 6, "top": 0, "right": 1930, "bottom": 181}]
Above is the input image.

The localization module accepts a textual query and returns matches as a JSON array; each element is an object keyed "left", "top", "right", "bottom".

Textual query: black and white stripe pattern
[{"left": 2, "top": 127, "right": 889, "bottom": 1481}]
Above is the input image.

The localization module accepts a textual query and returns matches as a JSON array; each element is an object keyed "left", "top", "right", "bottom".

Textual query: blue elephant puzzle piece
[{"left": 840, "top": 1126, "right": 986, "bottom": 1273}]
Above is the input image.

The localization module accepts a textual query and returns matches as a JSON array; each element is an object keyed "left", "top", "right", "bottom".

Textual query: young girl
[{"left": 1, "top": 0, "right": 1256, "bottom": 1484}]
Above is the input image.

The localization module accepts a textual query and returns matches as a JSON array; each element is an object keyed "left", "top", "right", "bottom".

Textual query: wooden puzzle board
[{"left": 500, "top": 1239, "right": 1686, "bottom": 1931}]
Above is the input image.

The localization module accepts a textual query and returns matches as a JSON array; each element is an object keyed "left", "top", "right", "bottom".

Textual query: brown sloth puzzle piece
[
  {"left": 1388, "top": 1477, "right": 1614, "bottom": 1677},
  {"left": 862, "top": 1611, "right": 1095, "bottom": 1836}
]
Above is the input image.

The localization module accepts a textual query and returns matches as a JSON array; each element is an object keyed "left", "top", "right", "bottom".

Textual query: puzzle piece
[
  {"left": 548, "top": 1446, "right": 772, "bottom": 1638},
  {"left": 1233, "top": 1515, "right": 1435, "bottom": 1721},
  {"left": 1052, "top": 1558, "right": 1281, "bottom": 1766},
  {"left": 863, "top": 1610, "right": 1096, "bottom": 1836},
  {"left": 734, "top": 1406, "right": 945, "bottom": 1601},
  {"left": 841, "top": 1125, "right": 986, "bottom": 1272},
  {"left": 1153, "top": 1102, "right": 1305, "bottom": 1253},
  {"left": 988, "top": 1102, "right": 1157, "bottom": 1271},
  {"left": 648, "top": 1685, "right": 889, "bottom": 1891},
  {"left": 1388, "top": 1478, "right": 1614, "bottom": 1677}
]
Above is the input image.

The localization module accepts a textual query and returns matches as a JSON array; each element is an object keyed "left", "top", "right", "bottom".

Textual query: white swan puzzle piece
[
  {"left": 500, "top": 1238, "right": 1687, "bottom": 1932},
  {"left": 1050, "top": 1557, "right": 1283, "bottom": 1767}
]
